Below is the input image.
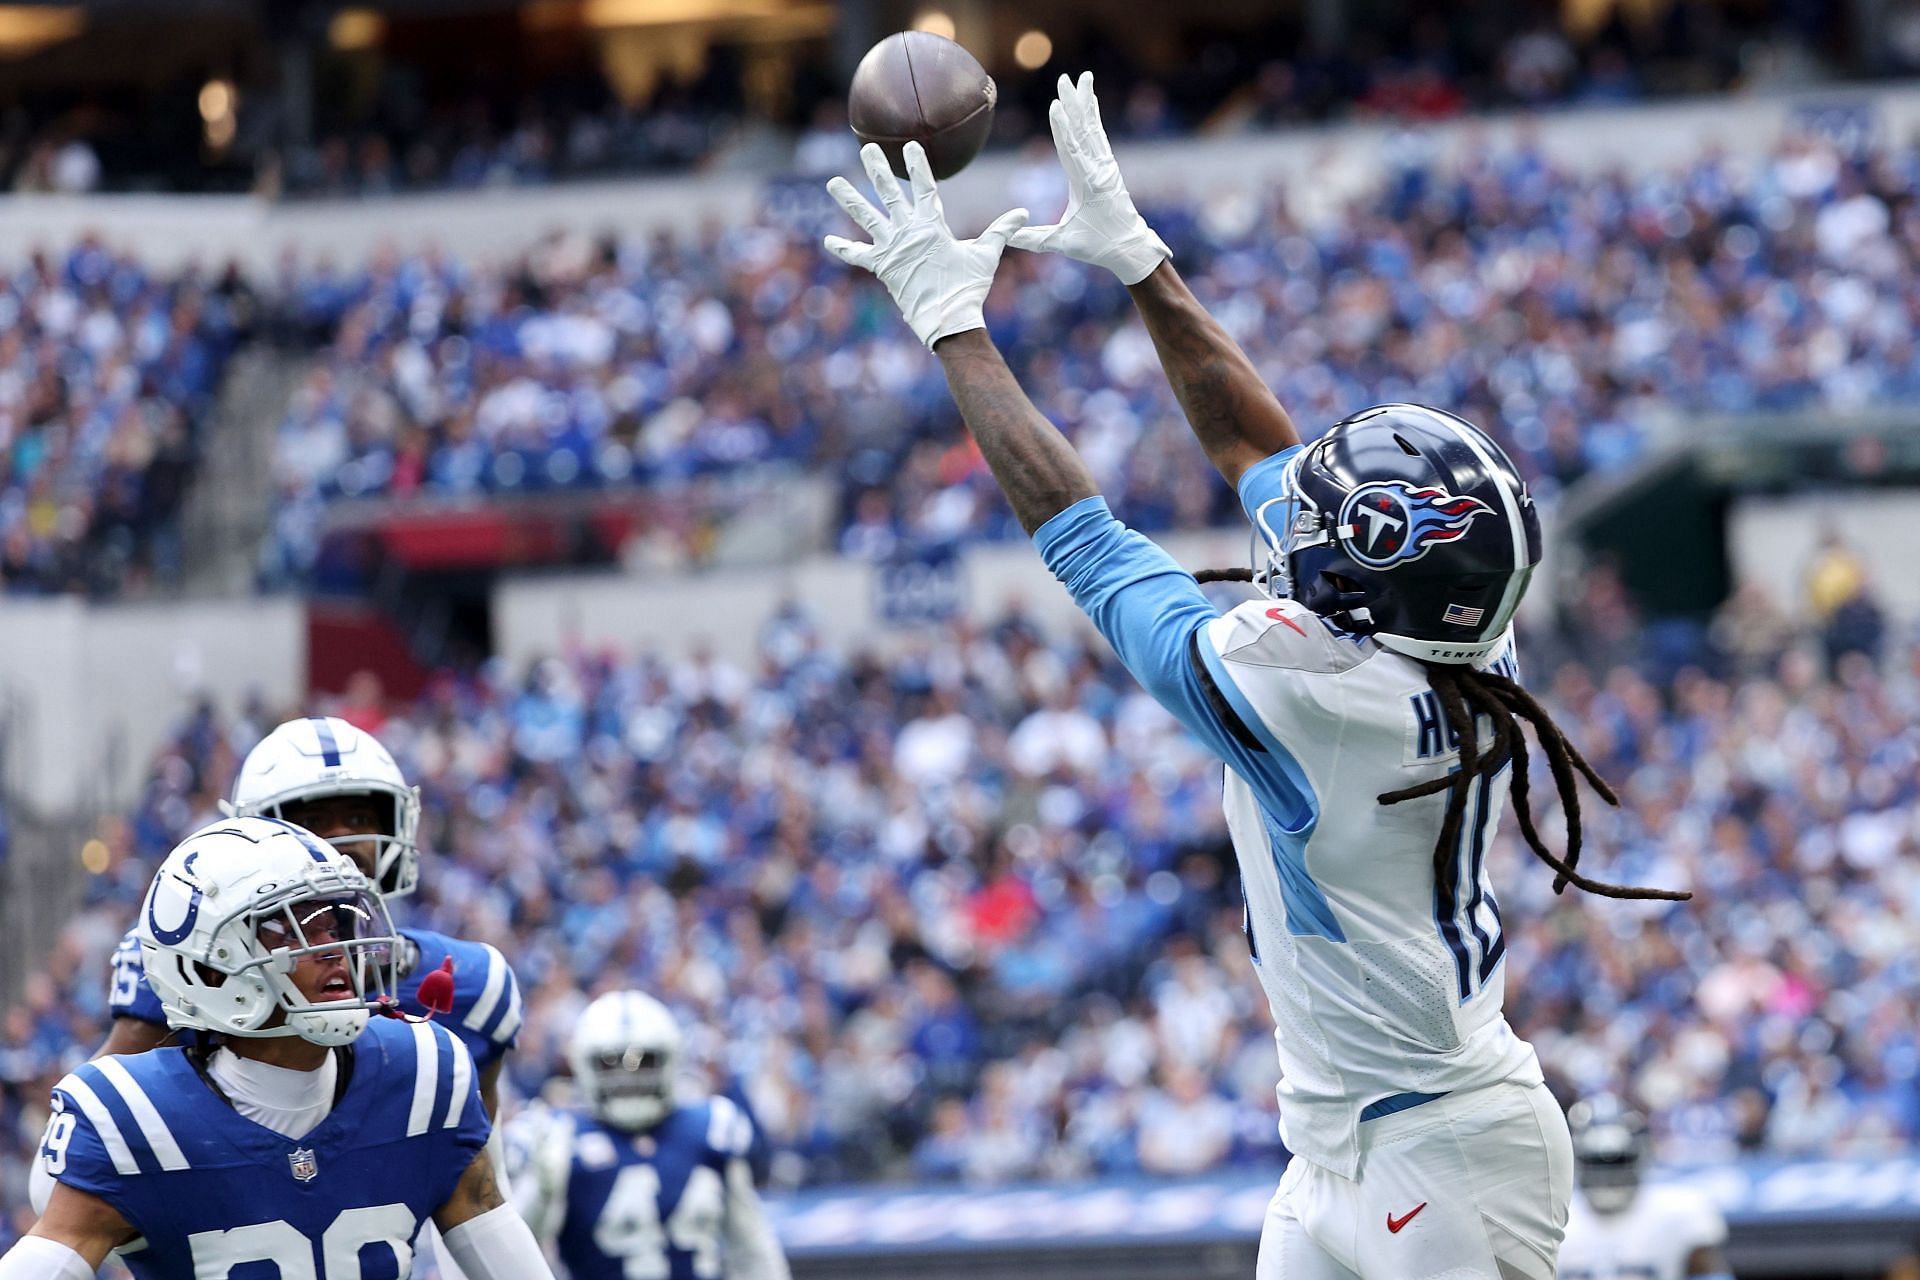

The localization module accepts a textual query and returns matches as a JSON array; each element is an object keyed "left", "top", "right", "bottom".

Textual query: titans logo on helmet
[{"left": 1338, "top": 480, "right": 1493, "bottom": 570}]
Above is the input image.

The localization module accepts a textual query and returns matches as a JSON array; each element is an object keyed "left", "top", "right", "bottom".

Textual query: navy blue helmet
[{"left": 1251, "top": 404, "right": 1542, "bottom": 665}]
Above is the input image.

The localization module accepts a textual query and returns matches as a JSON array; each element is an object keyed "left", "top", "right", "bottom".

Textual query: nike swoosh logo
[
  {"left": 1264, "top": 607, "right": 1309, "bottom": 637},
  {"left": 1386, "top": 1202, "right": 1427, "bottom": 1233}
]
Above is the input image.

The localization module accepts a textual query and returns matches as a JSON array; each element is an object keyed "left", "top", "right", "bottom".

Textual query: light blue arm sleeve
[
  {"left": 1236, "top": 444, "right": 1305, "bottom": 528},
  {"left": 1033, "top": 497, "right": 1314, "bottom": 828}
]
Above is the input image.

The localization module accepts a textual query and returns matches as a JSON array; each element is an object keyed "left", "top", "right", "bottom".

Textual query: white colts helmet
[
  {"left": 569, "top": 991, "right": 683, "bottom": 1131},
  {"left": 227, "top": 716, "right": 423, "bottom": 899},
  {"left": 140, "top": 817, "right": 401, "bottom": 1047}
]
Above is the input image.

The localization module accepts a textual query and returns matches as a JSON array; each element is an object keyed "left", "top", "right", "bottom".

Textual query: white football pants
[{"left": 1257, "top": 1080, "right": 1573, "bottom": 1280}]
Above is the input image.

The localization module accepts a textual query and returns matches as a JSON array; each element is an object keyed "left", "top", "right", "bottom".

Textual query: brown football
[{"left": 848, "top": 31, "right": 997, "bottom": 180}]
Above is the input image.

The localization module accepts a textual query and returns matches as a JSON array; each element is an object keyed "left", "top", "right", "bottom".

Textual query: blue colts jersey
[
  {"left": 532, "top": 1100, "right": 755, "bottom": 1280},
  {"left": 111, "top": 924, "right": 523, "bottom": 1072},
  {"left": 40, "top": 1017, "right": 487, "bottom": 1279}
]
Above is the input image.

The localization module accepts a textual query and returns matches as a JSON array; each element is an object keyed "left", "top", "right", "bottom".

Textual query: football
[{"left": 848, "top": 30, "right": 997, "bottom": 180}]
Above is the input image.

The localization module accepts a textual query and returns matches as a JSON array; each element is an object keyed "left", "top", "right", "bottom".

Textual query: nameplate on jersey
[{"left": 1402, "top": 648, "right": 1518, "bottom": 765}]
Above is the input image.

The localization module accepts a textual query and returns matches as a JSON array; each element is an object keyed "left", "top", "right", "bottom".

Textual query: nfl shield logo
[{"left": 288, "top": 1147, "right": 319, "bottom": 1183}]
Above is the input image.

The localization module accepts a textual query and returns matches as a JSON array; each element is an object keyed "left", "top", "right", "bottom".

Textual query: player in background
[
  {"left": 511, "top": 991, "right": 790, "bottom": 1280},
  {"left": 1558, "top": 1096, "right": 1732, "bottom": 1280},
  {"left": 94, "top": 716, "right": 524, "bottom": 1279},
  {"left": 822, "top": 75, "right": 1686, "bottom": 1279},
  {"left": 3, "top": 818, "right": 554, "bottom": 1280}
]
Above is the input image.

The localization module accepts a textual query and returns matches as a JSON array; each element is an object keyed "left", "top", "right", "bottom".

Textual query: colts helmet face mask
[
  {"left": 1568, "top": 1093, "right": 1650, "bottom": 1215},
  {"left": 139, "top": 817, "right": 401, "bottom": 1047},
  {"left": 225, "top": 716, "right": 424, "bottom": 899},
  {"left": 569, "top": 990, "right": 683, "bottom": 1132},
  {"left": 1251, "top": 404, "right": 1543, "bottom": 666}
]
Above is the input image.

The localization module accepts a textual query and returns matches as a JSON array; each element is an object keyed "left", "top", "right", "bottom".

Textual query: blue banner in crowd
[
  {"left": 765, "top": 1158, "right": 1920, "bottom": 1255},
  {"left": 875, "top": 543, "right": 966, "bottom": 626}
]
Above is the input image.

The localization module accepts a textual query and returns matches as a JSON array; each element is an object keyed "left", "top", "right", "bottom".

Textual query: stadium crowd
[
  {"left": 0, "top": 241, "right": 245, "bottom": 596},
  {"left": 8, "top": 0, "right": 1830, "bottom": 197},
  {"left": 10, "top": 106, "right": 1920, "bottom": 596},
  {"left": 1, "top": 552, "right": 1914, "bottom": 1234},
  {"left": 255, "top": 125, "right": 1920, "bottom": 584}
]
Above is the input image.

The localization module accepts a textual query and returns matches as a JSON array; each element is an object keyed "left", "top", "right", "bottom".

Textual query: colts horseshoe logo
[{"left": 146, "top": 852, "right": 204, "bottom": 946}]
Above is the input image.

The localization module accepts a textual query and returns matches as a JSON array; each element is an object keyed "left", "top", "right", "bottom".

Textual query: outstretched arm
[
  {"left": 1011, "top": 72, "right": 1301, "bottom": 487},
  {"left": 1128, "top": 263, "right": 1301, "bottom": 486},
  {"left": 823, "top": 144, "right": 1314, "bottom": 828},
  {"left": 934, "top": 331, "right": 1096, "bottom": 534},
  {"left": 821, "top": 139, "right": 1084, "bottom": 536}
]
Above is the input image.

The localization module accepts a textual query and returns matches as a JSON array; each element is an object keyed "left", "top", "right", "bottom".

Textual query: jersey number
[
  {"left": 594, "top": 1164, "right": 725, "bottom": 1279},
  {"left": 186, "top": 1204, "right": 415, "bottom": 1278},
  {"left": 109, "top": 941, "right": 143, "bottom": 1009},
  {"left": 1437, "top": 766, "right": 1507, "bottom": 1001},
  {"left": 38, "top": 1110, "right": 76, "bottom": 1176}
]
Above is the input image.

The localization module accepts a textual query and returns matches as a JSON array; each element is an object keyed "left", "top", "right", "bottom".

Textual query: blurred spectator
[
  {"left": 0, "top": 0, "right": 1848, "bottom": 196},
  {"left": 3, "top": 588, "right": 1918, "bottom": 1210},
  {"left": 254, "top": 128, "right": 1920, "bottom": 586},
  {"left": 0, "top": 242, "right": 240, "bottom": 596},
  {"left": 1137, "top": 1066, "right": 1237, "bottom": 1175},
  {"left": 1806, "top": 530, "right": 1887, "bottom": 667}
]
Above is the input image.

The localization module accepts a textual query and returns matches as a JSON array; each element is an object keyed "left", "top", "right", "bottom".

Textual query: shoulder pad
[
  {"left": 50, "top": 1058, "right": 192, "bottom": 1181},
  {"left": 404, "top": 930, "right": 523, "bottom": 1052},
  {"left": 354, "top": 1016, "right": 480, "bottom": 1140},
  {"left": 703, "top": 1095, "right": 754, "bottom": 1158},
  {"left": 1206, "top": 598, "right": 1375, "bottom": 675},
  {"left": 443, "top": 934, "right": 524, "bottom": 1047}
]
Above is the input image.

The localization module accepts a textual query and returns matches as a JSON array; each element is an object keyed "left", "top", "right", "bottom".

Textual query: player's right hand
[
  {"left": 1009, "top": 72, "right": 1171, "bottom": 286},
  {"left": 824, "top": 141, "right": 1029, "bottom": 350}
]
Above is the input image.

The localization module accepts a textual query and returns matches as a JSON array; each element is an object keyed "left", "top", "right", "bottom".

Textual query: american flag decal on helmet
[{"left": 1442, "top": 603, "right": 1485, "bottom": 627}]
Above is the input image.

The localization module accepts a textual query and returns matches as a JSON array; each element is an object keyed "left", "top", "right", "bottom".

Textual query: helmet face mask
[
  {"left": 1569, "top": 1094, "right": 1650, "bottom": 1217},
  {"left": 141, "top": 818, "right": 401, "bottom": 1047},
  {"left": 1577, "top": 1151, "right": 1643, "bottom": 1215},
  {"left": 569, "top": 991, "right": 683, "bottom": 1131},
  {"left": 1250, "top": 406, "right": 1542, "bottom": 666},
  {"left": 226, "top": 718, "right": 423, "bottom": 899}
]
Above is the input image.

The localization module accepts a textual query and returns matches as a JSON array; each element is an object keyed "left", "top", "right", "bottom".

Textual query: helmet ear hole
[{"left": 194, "top": 962, "right": 226, "bottom": 988}]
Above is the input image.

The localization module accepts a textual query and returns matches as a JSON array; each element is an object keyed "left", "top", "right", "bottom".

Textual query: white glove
[
  {"left": 824, "top": 141, "right": 1029, "bottom": 349},
  {"left": 1010, "top": 72, "right": 1171, "bottom": 286}
]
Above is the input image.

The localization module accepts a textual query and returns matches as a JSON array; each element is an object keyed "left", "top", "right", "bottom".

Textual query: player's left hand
[
  {"left": 1009, "top": 72, "right": 1171, "bottom": 286},
  {"left": 824, "top": 141, "right": 1029, "bottom": 350}
]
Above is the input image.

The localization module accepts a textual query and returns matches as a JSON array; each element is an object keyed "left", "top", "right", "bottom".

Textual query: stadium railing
[
  {"left": 0, "top": 81, "right": 1916, "bottom": 269},
  {"left": 767, "top": 1161, "right": 1920, "bottom": 1279}
]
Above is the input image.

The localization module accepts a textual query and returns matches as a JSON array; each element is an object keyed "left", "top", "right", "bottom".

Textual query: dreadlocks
[
  {"left": 1192, "top": 567, "right": 1688, "bottom": 902},
  {"left": 1380, "top": 662, "right": 1687, "bottom": 901}
]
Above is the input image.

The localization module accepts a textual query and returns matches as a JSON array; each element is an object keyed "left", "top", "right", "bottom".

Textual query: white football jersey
[
  {"left": 1201, "top": 596, "right": 1543, "bottom": 1179},
  {"left": 1559, "top": 1183, "right": 1728, "bottom": 1279}
]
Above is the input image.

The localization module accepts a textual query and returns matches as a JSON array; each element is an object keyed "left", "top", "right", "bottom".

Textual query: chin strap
[
  {"left": 374, "top": 956, "right": 455, "bottom": 1024},
  {"left": 1295, "top": 575, "right": 1374, "bottom": 633}
]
